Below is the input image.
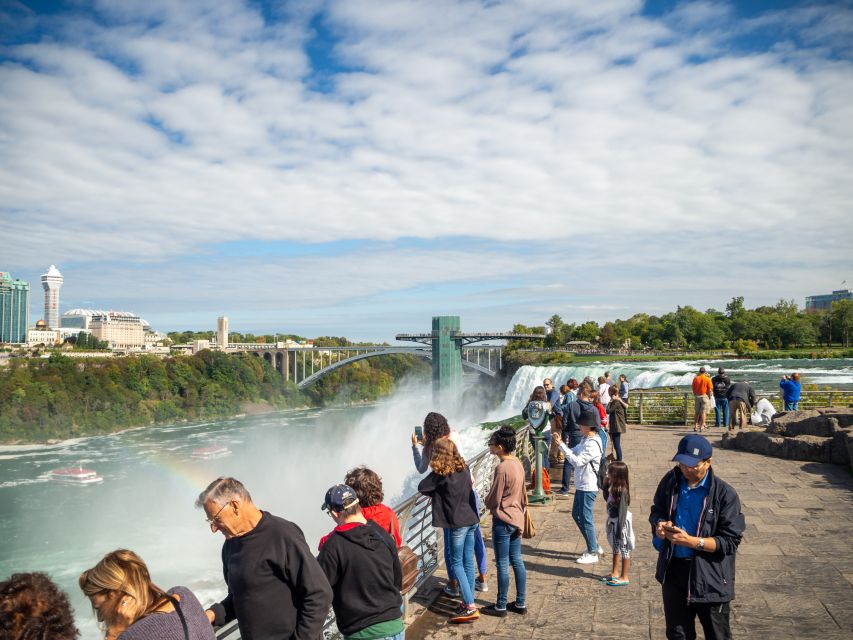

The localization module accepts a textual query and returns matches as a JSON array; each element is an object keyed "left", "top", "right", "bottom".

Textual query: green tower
[{"left": 432, "top": 315, "right": 463, "bottom": 411}]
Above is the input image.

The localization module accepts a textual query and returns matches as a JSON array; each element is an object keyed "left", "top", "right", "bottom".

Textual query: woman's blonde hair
[
  {"left": 78, "top": 549, "right": 167, "bottom": 631},
  {"left": 429, "top": 438, "right": 466, "bottom": 476}
]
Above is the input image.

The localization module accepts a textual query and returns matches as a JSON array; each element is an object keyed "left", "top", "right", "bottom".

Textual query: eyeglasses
[{"left": 206, "top": 502, "right": 230, "bottom": 525}]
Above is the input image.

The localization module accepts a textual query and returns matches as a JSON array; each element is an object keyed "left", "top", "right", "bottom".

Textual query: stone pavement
[{"left": 406, "top": 424, "right": 853, "bottom": 639}]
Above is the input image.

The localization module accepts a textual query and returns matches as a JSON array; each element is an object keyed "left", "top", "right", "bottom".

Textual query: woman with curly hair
[
  {"left": 345, "top": 466, "right": 402, "bottom": 546},
  {"left": 418, "top": 439, "right": 481, "bottom": 624},
  {"left": 79, "top": 549, "right": 215, "bottom": 640},
  {"left": 0, "top": 572, "right": 78, "bottom": 640}
]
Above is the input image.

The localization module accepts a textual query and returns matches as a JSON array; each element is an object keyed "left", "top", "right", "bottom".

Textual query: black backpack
[{"left": 593, "top": 437, "right": 608, "bottom": 490}]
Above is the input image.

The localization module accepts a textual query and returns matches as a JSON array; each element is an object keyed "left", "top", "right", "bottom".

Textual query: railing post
[
  {"left": 638, "top": 390, "right": 644, "bottom": 425},
  {"left": 683, "top": 393, "right": 690, "bottom": 425},
  {"left": 829, "top": 392, "right": 834, "bottom": 408}
]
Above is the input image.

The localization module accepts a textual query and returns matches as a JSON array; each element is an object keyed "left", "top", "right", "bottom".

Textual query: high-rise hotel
[
  {"left": 41, "top": 264, "right": 63, "bottom": 329},
  {"left": 0, "top": 271, "right": 29, "bottom": 344}
]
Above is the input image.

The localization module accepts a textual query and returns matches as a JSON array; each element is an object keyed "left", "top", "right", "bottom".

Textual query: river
[{"left": 0, "top": 382, "right": 492, "bottom": 639}]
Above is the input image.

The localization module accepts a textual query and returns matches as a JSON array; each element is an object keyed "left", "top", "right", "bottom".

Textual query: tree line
[
  {"left": 509, "top": 297, "right": 853, "bottom": 353},
  {"left": 0, "top": 350, "right": 428, "bottom": 443}
]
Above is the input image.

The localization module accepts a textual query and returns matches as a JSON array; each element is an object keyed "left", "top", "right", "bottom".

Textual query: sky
[{"left": 1, "top": 0, "right": 852, "bottom": 341}]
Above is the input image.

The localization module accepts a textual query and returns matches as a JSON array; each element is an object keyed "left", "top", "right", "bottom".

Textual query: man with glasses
[
  {"left": 650, "top": 435, "right": 745, "bottom": 640},
  {"left": 196, "top": 477, "right": 332, "bottom": 639}
]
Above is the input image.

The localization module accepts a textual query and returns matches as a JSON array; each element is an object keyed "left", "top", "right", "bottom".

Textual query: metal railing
[
  {"left": 628, "top": 390, "right": 853, "bottom": 425},
  {"left": 215, "top": 424, "right": 532, "bottom": 640}
]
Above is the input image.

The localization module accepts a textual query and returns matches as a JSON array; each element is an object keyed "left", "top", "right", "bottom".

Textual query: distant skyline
[{"left": 2, "top": 1, "right": 852, "bottom": 341}]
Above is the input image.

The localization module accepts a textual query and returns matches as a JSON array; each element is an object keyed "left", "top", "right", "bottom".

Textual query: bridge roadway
[{"left": 406, "top": 425, "right": 853, "bottom": 639}]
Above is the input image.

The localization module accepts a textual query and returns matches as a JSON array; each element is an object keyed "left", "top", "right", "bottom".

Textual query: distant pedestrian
[
  {"left": 196, "top": 477, "right": 332, "bottom": 640},
  {"left": 598, "top": 376, "right": 612, "bottom": 405},
  {"left": 544, "top": 378, "right": 564, "bottom": 463},
  {"left": 482, "top": 426, "right": 527, "bottom": 617},
  {"left": 557, "top": 380, "right": 582, "bottom": 497},
  {"left": 711, "top": 368, "right": 731, "bottom": 429},
  {"left": 1, "top": 572, "right": 79, "bottom": 640},
  {"left": 780, "top": 373, "right": 802, "bottom": 411},
  {"left": 79, "top": 549, "right": 215, "bottom": 640},
  {"left": 726, "top": 381, "right": 756, "bottom": 432},
  {"left": 691, "top": 367, "right": 713, "bottom": 432},
  {"left": 345, "top": 466, "right": 402, "bottom": 546},
  {"left": 559, "top": 407, "right": 604, "bottom": 564},
  {"left": 317, "top": 484, "right": 404, "bottom": 640},
  {"left": 618, "top": 374, "right": 630, "bottom": 401},
  {"left": 650, "top": 435, "right": 745, "bottom": 640},
  {"left": 602, "top": 461, "right": 635, "bottom": 586},
  {"left": 418, "top": 439, "right": 482, "bottom": 624},
  {"left": 751, "top": 397, "right": 776, "bottom": 425},
  {"left": 607, "top": 388, "right": 628, "bottom": 462}
]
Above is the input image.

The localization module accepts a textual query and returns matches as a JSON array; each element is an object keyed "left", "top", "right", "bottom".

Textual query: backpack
[{"left": 592, "top": 437, "right": 608, "bottom": 491}]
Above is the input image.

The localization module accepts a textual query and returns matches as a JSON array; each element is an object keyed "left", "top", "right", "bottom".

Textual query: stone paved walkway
[{"left": 406, "top": 424, "right": 853, "bottom": 639}]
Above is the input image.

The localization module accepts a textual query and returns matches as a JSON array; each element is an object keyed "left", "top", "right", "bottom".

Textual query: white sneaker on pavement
[{"left": 576, "top": 552, "right": 599, "bottom": 564}]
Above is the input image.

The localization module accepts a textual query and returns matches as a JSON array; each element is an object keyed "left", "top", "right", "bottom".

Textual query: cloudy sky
[{"left": 2, "top": 0, "right": 852, "bottom": 340}]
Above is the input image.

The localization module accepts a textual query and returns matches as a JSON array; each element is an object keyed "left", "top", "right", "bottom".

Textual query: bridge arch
[{"left": 296, "top": 348, "right": 496, "bottom": 389}]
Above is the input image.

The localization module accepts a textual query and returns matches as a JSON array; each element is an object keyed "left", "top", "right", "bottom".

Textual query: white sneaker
[
  {"left": 597, "top": 546, "right": 604, "bottom": 555},
  {"left": 576, "top": 552, "right": 599, "bottom": 564}
]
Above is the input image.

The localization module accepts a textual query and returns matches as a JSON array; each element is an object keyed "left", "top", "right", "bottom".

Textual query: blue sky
[{"left": 2, "top": 0, "right": 852, "bottom": 341}]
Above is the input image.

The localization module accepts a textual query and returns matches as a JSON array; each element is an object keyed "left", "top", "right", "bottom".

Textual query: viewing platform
[{"left": 406, "top": 425, "right": 853, "bottom": 639}]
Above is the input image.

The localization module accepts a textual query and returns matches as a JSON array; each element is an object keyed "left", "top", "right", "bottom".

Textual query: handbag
[
  {"left": 397, "top": 545, "right": 420, "bottom": 594},
  {"left": 522, "top": 491, "right": 535, "bottom": 539}
]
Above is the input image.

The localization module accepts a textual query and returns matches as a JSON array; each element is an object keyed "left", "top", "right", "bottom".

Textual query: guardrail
[
  {"left": 215, "top": 424, "right": 532, "bottom": 640},
  {"left": 628, "top": 390, "right": 853, "bottom": 425}
]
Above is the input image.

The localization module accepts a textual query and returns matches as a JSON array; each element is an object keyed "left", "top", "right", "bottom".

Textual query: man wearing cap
[
  {"left": 650, "top": 435, "right": 745, "bottom": 640},
  {"left": 711, "top": 368, "right": 731, "bottom": 429},
  {"left": 196, "top": 476, "right": 333, "bottom": 640},
  {"left": 317, "top": 484, "right": 404, "bottom": 640},
  {"left": 691, "top": 367, "right": 713, "bottom": 432}
]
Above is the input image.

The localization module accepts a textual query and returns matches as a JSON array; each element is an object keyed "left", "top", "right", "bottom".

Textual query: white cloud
[{"left": 1, "top": 0, "right": 852, "bottom": 333}]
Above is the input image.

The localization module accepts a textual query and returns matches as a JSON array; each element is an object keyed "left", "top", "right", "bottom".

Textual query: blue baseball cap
[
  {"left": 321, "top": 484, "right": 360, "bottom": 512},
  {"left": 672, "top": 435, "right": 713, "bottom": 466}
]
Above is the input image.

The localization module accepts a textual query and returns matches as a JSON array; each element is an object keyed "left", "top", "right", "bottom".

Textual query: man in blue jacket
[
  {"left": 779, "top": 373, "right": 802, "bottom": 410},
  {"left": 649, "top": 435, "right": 745, "bottom": 640}
]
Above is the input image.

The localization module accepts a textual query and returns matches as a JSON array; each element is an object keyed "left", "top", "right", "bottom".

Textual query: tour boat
[
  {"left": 48, "top": 466, "right": 104, "bottom": 485},
  {"left": 191, "top": 445, "right": 232, "bottom": 460}
]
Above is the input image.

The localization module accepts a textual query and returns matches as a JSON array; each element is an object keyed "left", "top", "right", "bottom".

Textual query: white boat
[
  {"left": 48, "top": 466, "right": 104, "bottom": 485},
  {"left": 191, "top": 445, "right": 232, "bottom": 460}
]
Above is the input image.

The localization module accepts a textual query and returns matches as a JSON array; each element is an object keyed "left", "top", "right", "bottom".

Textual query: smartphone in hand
[{"left": 414, "top": 426, "right": 423, "bottom": 443}]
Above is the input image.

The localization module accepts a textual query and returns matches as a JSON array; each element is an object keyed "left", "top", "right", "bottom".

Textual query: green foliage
[
  {"left": 301, "top": 354, "right": 429, "bottom": 406},
  {"left": 732, "top": 339, "right": 759, "bottom": 355},
  {"left": 0, "top": 352, "right": 308, "bottom": 443}
]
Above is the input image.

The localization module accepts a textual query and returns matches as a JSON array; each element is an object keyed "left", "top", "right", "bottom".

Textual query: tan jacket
[{"left": 485, "top": 456, "right": 526, "bottom": 530}]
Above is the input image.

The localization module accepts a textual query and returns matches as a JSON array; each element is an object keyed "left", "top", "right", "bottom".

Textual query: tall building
[
  {"left": 805, "top": 289, "right": 853, "bottom": 312},
  {"left": 40, "top": 265, "right": 63, "bottom": 329},
  {"left": 217, "top": 316, "right": 229, "bottom": 349},
  {"left": 0, "top": 271, "right": 30, "bottom": 344}
]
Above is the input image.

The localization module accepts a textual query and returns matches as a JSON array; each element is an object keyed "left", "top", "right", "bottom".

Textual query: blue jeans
[
  {"left": 449, "top": 524, "right": 478, "bottom": 606},
  {"left": 714, "top": 397, "right": 729, "bottom": 427},
  {"left": 443, "top": 492, "right": 487, "bottom": 580},
  {"left": 611, "top": 433, "right": 622, "bottom": 461},
  {"left": 491, "top": 517, "right": 526, "bottom": 609},
  {"left": 784, "top": 401, "right": 799, "bottom": 411},
  {"left": 572, "top": 490, "right": 598, "bottom": 554}
]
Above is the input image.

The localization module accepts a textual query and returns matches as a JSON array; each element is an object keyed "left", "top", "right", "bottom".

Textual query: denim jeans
[
  {"left": 572, "top": 490, "right": 598, "bottom": 553},
  {"left": 611, "top": 433, "right": 623, "bottom": 461},
  {"left": 784, "top": 401, "right": 799, "bottom": 411},
  {"left": 491, "top": 517, "right": 526, "bottom": 609},
  {"left": 714, "top": 397, "right": 729, "bottom": 427},
  {"left": 449, "top": 524, "right": 478, "bottom": 606},
  {"left": 444, "top": 496, "right": 488, "bottom": 580}
]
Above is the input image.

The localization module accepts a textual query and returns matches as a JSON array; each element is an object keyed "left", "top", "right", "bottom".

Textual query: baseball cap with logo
[
  {"left": 672, "top": 434, "right": 713, "bottom": 467},
  {"left": 321, "top": 484, "right": 360, "bottom": 512}
]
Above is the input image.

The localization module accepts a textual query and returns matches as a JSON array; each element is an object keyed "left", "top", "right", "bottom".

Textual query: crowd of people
[{"left": 1, "top": 367, "right": 766, "bottom": 640}]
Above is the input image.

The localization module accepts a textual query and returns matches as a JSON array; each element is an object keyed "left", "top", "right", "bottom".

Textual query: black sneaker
[
  {"left": 481, "top": 604, "right": 507, "bottom": 617},
  {"left": 507, "top": 601, "right": 528, "bottom": 615},
  {"left": 449, "top": 605, "right": 479, "bottom": 623}
]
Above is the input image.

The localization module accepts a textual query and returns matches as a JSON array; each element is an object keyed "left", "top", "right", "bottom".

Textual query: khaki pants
[{"left": 728, "top": 399, "right": 750, "bottom": 430}]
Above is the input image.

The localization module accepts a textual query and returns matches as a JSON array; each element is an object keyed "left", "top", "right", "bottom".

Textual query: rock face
[{"left": 724, "top": 408, "right": 853, "bottom": 470}]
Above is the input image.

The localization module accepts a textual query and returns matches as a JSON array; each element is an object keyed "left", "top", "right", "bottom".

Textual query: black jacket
[
  {"left": 649, "top": 467, "right": 745, "bottom": 604},
  {"left": 711, "top": 374, "right": 731, "bottom": 399},
  {"left": 726, "top": 381, "right": 756, "bottom": 408},
  {"left": 418, "top": 467, "right": 479, "bottom": 529},
  {"left": 211, "top": 512, "right": 333, "bottom": 640},
  {"left": 316, "top": 520, "right": 402, "bottom": 637}
]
